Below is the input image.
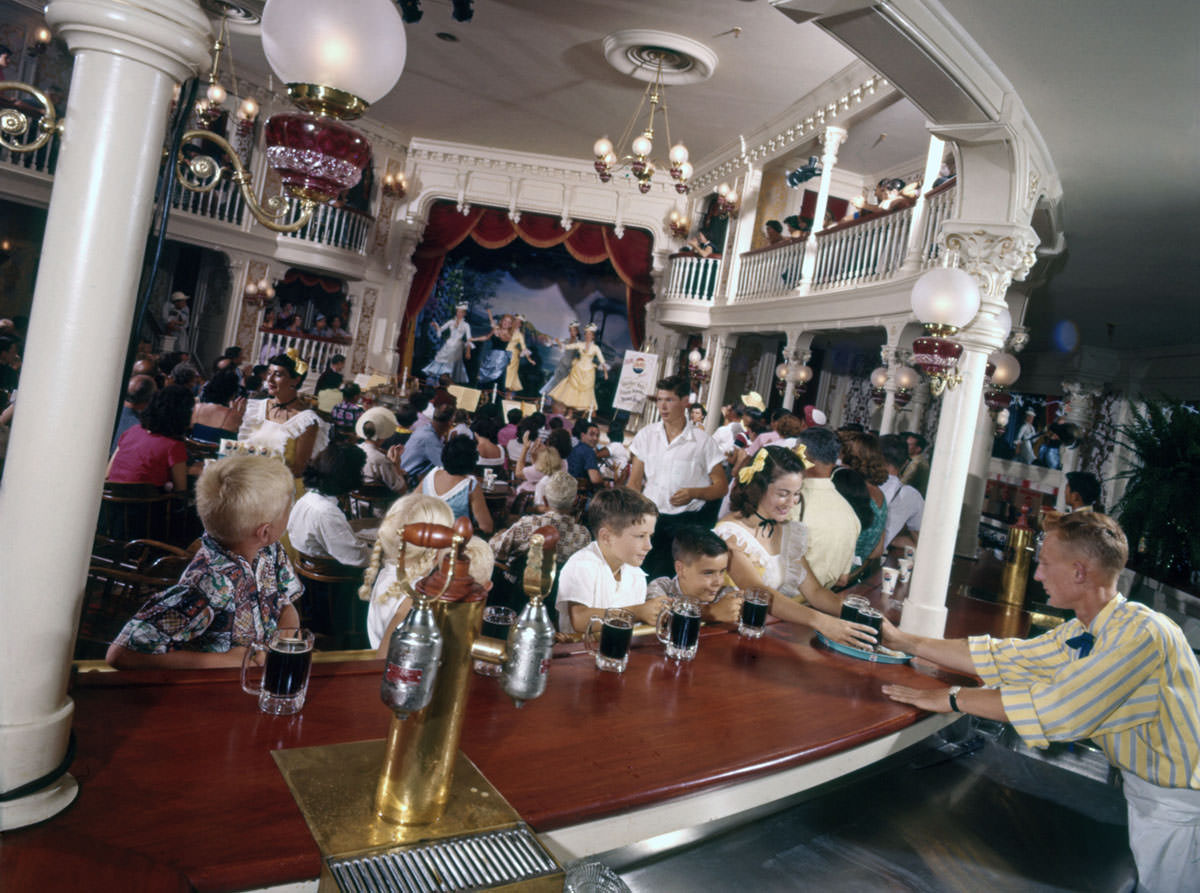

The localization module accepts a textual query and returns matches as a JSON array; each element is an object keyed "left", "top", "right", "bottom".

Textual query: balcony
[
  {"left": 252, "top": 328, "right": 352, "bottom": 392},
  {"left": 658, "top": 181, "right": 957, "bottom": 327}
]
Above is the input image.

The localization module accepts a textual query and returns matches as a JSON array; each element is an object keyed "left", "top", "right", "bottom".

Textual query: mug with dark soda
[
  {"left": 656, "top": 597, "right": 701, "bottom": 661},
  {"left": 584, "top": 607, "right": 635, "bottom": 673},
  {"left": 241, "top": 627, "right": 314, "bottom": 714}
]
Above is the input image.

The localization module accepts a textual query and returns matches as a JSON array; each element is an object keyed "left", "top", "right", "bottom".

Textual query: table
[{"left": 2, "top": 576, "right": 1027, "bottom": 891}]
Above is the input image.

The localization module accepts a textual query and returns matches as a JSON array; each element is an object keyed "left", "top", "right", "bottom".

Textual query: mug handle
[
  {"left": 240, "top": 641, "right": 267, "bottom": 695},
  {"left": 583, "top": 616, "right": 602, "bottom": 654},
  {"left": 655, "top": 603, "right": 672, "bottom": 645}
]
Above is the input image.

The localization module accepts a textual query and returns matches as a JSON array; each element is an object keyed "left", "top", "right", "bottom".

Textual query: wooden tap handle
[
  {"left": 402, "top": 522, "right": 455, "bottom": 549},
  {"left": 533, "top": 525, "right": 559, "bottom": 554}
]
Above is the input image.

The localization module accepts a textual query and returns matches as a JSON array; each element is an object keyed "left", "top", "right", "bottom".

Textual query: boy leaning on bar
[{"left": 881, "top": 511, "right": 1200, "bottom": 891}]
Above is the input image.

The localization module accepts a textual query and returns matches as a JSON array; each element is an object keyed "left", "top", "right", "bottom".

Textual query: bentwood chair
[
  {"left": 74, "top": 563, "right": 179, "bottom": 660},
  {"left": 97, "top": 482, "right": 191, "bottom": 546},
  {"left": 293, "top": 552, "right": 368, "bottom": 651}
]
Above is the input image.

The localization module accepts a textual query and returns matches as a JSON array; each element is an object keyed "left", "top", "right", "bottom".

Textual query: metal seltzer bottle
[
  {"left": 501, "top": 597, "right": 555, "bottom": 707},
  {"left": 381, "top": 596, "right": 442, "bottom": 718}
]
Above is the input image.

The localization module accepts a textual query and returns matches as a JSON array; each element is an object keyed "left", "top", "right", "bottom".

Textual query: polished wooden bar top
[{"left": 3, "top": 579, "right": 1025, "bottom": 893}]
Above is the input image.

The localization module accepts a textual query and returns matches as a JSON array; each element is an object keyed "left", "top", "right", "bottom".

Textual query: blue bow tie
[{"left": 1065, "top": 631, "right": 1095, "bottom": 658}]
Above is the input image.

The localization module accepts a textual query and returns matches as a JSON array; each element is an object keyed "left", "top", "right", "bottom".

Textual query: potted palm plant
[{"left": 1114, "top": 400, "right": 1200, "bottom": 587}]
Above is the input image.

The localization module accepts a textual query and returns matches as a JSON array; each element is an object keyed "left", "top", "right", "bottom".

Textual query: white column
[
  {"left": 955, "top": 399, "right": 996, "bottom": 559},
  {"left": 900, "top": 223, "right": 1038, "bottom": 638},
  {"left": 704, "top": 335, "right": 733, "bottom": 433},
  {"left": 899, "top": 134, "right": 946, "bottom": 273},
  {"left": 799, "top": 126, "right": 848, "bottom": 285},
  {"left": 0, "top": 0, "right": 210, "bottom": 831},
  {"left": 722, "top": 167, "right": 762, "bottom": 303}
]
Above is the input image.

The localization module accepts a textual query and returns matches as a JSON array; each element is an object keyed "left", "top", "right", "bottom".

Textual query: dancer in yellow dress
[
  {"left": 548, "top": 322, "right": 607, "bottom": 412},
  {"left": 504, "top": 313, "right": 535, "bottom": 396}
]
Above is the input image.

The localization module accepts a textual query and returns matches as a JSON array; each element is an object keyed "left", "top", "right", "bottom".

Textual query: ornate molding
[{"left": 940, "top": 223, "right": 1039, "bottom": 300}]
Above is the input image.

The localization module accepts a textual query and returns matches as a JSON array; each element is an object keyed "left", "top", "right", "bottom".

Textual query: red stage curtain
[{"left": 398, "top": 201, "right": 653, "bottom": 370}]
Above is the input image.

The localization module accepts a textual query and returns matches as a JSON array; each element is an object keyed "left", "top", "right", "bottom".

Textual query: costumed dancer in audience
[
  {"left": 423, "top": 302, "right": 475, "bottom": 384},
  {"left": 237, "top": 351, "right": 330, "bottom": 491},
  {"left": 715, "top": 444, "right": 877, "bottom": 649},
  {"left": 540, "top": 321, "right": 581, "bottom": 398},
  {"left": 504, "top": 313, "right": 536, "bottom": 397},
  {"left": 548, "top": 322, "right": 607, "bottom": 412},
  {"left": 477, "top": 310, "right": 514, "bottom": 387}
]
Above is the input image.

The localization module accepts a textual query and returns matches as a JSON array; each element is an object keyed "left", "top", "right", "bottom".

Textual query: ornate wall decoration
[
  {"left": 843, "top": 376, "right": 873, "bottom": 428},
  {"left": 234, "top": 259, "right": 269, "bottom": 359},
  {"left": 351, "top": 286, "right": 379, "bottom": 374},
  {"left": 1080, "top": 390, "right": 1121, "bottom": 508},
  {"left": 942, "top": 225, "right": 1038, "bottom": 299}
]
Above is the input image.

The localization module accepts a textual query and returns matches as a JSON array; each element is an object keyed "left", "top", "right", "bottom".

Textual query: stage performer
[
  {"left": 548, "top": 322, "right": 607, "bottom": 412},
  {"left": 477, "top": 311, "right": 514, "bottom": 386},
  {"left": 540, "top": 321, "right": 581, "bottom": 397},
  {"left": 423, "top": 302, "right": 476, "bottom": 384},
  {"left": 504, "top": 314, "right": 536, "bottom": 396}
]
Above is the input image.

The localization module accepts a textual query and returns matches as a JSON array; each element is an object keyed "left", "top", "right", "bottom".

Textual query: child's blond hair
[
  {"left": 359, "top": 493, "right": 453, "bottom": 603},
  {"left": 195, "top": 455, "right": 293, "bottom": 545}
]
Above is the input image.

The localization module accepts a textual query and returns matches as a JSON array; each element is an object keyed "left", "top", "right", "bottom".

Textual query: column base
[
  {"left": 0, "top": 775, "right": 79, "bottom": 831},
  {"left": 899, "top": 599, "right": 948, "bottom": 638}
]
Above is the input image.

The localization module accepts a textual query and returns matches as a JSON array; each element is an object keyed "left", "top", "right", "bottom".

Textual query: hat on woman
[
  {"left": 356, "top": 406, "right": 398, "bottom": 441},
  {"left": 741, "top": 391, "right": 766, "bottom": 412}
]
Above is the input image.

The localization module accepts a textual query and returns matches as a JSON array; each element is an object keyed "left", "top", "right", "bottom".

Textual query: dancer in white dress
[
  {"left": 423, "top": 302, "right": 477, "bottom": 384},
  {"left": 716, "top": 444, "right": 877, "bottom": 649}
]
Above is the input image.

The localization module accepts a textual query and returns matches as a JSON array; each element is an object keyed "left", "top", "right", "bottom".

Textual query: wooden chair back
[
  {"left": 293, "top": 552, "right": 368, "bottom": 651},
  {"left": 98, "top": 482, "right": 190, "bottom": 545},
  {"left": 75, "top": 563, "right": 178, "bottom": 660}
]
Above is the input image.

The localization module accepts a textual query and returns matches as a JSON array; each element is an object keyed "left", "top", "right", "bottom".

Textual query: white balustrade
[
  {"left": 280, "top": 198, "right": 372, "bottom": 254},
  {"left": 812, "top": 206, "right": 913, "bottom": 289},
  {"left": 916, "top": 182, "right": 957, "bottom": 268},
  {"left": 733, "top": 240, "right": 806, "bottom": 302},
  {"left": 253, "top": 329, "right": 350, "bottom": 392},
  {"left": 170, "top": 176, "right": 247, "bottom": 225},
  {"left": 664, "top": 254, "right": 723, "bottom": 303}
]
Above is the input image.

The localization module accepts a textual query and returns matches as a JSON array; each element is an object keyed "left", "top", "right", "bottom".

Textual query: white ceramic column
[
  {"left": 799, "top": 125, "right": 848, "bottom": 284},
  {"left": 900, "top": 223, "right": 1038, "bottom": 638},
  {"left": 0, "top": 0, "right": 210, "bottom": 831}
]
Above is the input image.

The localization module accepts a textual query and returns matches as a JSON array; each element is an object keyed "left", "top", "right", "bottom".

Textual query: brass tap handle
[{"left": 523, "top": 526, "right": 559, "bottom": 602}]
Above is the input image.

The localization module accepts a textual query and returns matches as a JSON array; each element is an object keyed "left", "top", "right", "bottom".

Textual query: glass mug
[
  {"left": 584, "top": 608, "right": 635, "bottom": 673},
  {"left": 475, "top": 606, "right": 516, "bottom": 677},
  {"left": 241, "top": 627, "right": 314, "bottom": 715},
  {"left": 656, "top": 597, "right": 701, "bottom": 662},
  {"left": 738, "top": 589, "right": 770, "bottom": 639}
]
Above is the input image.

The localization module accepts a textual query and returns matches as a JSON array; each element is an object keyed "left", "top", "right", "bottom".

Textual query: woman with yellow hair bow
[
  {"left": 237, "top": 352, "right": 329, "bottom": 485},
  {"left": 715, "top": 444, "right": 878, "bottom": 649}
]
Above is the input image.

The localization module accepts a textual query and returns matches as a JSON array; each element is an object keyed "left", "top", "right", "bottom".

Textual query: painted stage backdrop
[{"left": 413, "top": 239, "right": 636, "bottom": 414}]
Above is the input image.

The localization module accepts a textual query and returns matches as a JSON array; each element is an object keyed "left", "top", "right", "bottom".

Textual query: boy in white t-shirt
[{"left": 556, "top": 487, "right": 667, "bottom": 634}]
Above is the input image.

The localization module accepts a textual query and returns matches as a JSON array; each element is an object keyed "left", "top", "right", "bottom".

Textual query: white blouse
[{"left": 715, "top": 519, "right": 810, "bottom": 598}]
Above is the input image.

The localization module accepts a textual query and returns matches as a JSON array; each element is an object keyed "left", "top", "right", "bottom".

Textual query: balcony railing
[
  {"left": 170, "top": 176, "right": 247, "bottom": 226},
  {"left": 736, "top": 239, "right": 807, "bottom": 301},
  {"left": 663, "top": 253, "right": 723, "bottom": 303},
  {"left": 253, "top": 328, "right": 352, "bottom": 391},
  {"left": 280, "top": 200, "right": 373, "bottom": 254},
  {"left": 666, "top": 182, "right": 958, "bottom": 309},
  {"left": 0, "top": 102, "right": 57, "bottom": 176}
]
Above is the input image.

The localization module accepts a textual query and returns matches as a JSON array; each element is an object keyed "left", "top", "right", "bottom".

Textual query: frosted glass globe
[
  {"left": 594, "top": 137, "right": 614, "bottom": 158},
  {"left": 870, "top": 366, "right": 889, "bottom": 388},
  {"left": 910, "top": 267, "right": 981, "bottom": 329},
  {"left": 261, "top": 0, "right": 407, "bottom": 105},
  {"left": 988, "top": 350, "right": 1021, "bottom": 387}
]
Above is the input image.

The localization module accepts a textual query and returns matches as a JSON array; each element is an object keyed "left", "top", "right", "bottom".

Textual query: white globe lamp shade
[
  {"left": 870, "top": 365, "right": 889, "bottom": 389},
  {"left": 988, "top": 350, "right": 1021, "bottom": 387},
  {"left": 206, "top": 82, "right": 227, "bottom": 105},
  {"left": 895, "top": 365, "right": 920, "bottom": 390},
  {"left": 238, "top": 97, "right": 260, "bottom": 120},
  {"left": 631, "top": 134, "right": 653, "bottom": 158},
  {"left": 688, "top": 348, "right": 704, "bottom": 365},
  {"left": 996, "top": 304, "right": 1013, "bottom": 339},
  {"left": 669, "top": 143, "right": 689, "bottom": 165},
  {"left": 697, "top": 357, "right": 713, "bottom": 372},
  {"left": 594, "top": 137, "right": 614, "bottom": 158},
  {"left": 776, "top": 362, "right": 789, "bottom": 380},
  {"left": 910, "top": 267, "right": 981, "bottom": 330},
  {"left": 791, "top": 365, "right": 813, "bottom": 384},
  {"left": 678, "top": 161, "right": 693, "bottom": 181},
  {"left": 261, "top": 0, "right": 407, "bottom": 108}
]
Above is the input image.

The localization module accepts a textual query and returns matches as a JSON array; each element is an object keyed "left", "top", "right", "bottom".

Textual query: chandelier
[{"left": 593, "top": 50, "right": 692, "bottom": 196}]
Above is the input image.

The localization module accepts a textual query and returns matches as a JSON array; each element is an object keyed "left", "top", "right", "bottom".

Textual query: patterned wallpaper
[
  {"left": 350, "top": 286, "right": 380, "bottom": 375},
  {"left": 233, "top": 259, "right": 269, "bottom": 361}
]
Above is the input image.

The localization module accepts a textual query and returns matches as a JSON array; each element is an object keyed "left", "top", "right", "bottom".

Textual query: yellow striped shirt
[{"left": 969, "top": 595, "right": 1200, "bottom": 790}]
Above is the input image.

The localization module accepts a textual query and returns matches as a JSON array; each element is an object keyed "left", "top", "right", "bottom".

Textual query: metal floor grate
[{"left": 329, "top": 825, "right": 559, "bottom": 892}]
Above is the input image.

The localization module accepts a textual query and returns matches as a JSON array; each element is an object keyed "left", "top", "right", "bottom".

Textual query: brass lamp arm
[
  {"left": 177, "top": 129, "right": 314, "bottom": 233},
  {"left": 0, "top": 81, "right": 62, "bottom": 153}
]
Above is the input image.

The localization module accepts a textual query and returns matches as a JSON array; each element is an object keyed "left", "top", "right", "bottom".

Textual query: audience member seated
[
  {"left": 190, "top": 368, "right": 246, "bottom": 444},
  {"left": 762, "top": 219, "right": 785, "bottom": 246},
  {"left": 600, "top": 424, "right": 631, "bottom": 485},
  {"left": 287, "top": 441, "right": 371, "bottom": 568},
  {"left": 879, "top": 434, "right": 924, "bottom": 549},
  {"left": 567, "top": 418, "right": 603, "bottom": 486},
  {"left": 794, "top": 427, "right": 861, "bottom": 588},
  {"left": 645, "top": 526, "right": 741, "bottom": 624},
  {"left": 400, "top": 403, "right": 453, "bottom": 485},
  {"left": 169, "top": 362, "right": 200, "bottom": 393},
  {"left": 899, "top": 430, "right": 930, "bottom": 497},
  {"left": 107, "top": 384, "right": 194, "bottom": 493},
  {"left": 513, "top": 438, "right": 563, "bottom": 502},
  {"left": 111, "top": 373, "right": 157, "bottom": 453},
  {"left": 688, "top": 403, "right": 706, "bottom": 427},
  {"left": 684, "top": 230, "right": 714, "bottom": 257},
  {"left": 419, "top": 434, "right": 494, "bottom": 535},
  {"left": 491, "top": 471, "right": 590, "bottom": 569},
  {"left": 783, "top": 214, "right": 811, "bottom": 240},
  {"left": 471, "top": 416, "right": 505, "bottom": 470},
  {"left": 106, "top": 455, "right": 300, "bottom": 668},
  {"left": 556, "top": 487, "right": 666, "bottom": 635},
  {"left": 507, "top": 412, "right": 544, "bottom": 466},
  {"left": 716, "top": 445, "right": 876, "bottom": 648},
  {"left": 315, "top": 354, "right": 345, "bottom": 393},
  {"left": 356, "top": 406, "right": 406, "bottom": 497},
  {"left": 449, "top": 407, "right": 473, "bottom": 439},
  {"left": 363, "top": 494, "right": 453, "bottom": 650},
  {"left": 712, "top": 401, "right": 745, "bottom": 460},
  {"left": 497, "top": 408, "right": 522, "bottom": 452},
  {"left": 330, "top": 382, "right": 365, "bottom": 439}
]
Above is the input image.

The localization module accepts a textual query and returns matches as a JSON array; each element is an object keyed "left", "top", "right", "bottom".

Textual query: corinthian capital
[
  {"left": 819, "top": 126, "right": 848, "bottom": 165},
  {"left": 939, "top": 222, "right": 1039, "bottom": 301}
]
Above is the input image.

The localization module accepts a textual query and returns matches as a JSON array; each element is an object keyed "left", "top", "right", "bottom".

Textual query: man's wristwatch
[{"left": 947, "top": 685, "right": 962, "bottom": 713}]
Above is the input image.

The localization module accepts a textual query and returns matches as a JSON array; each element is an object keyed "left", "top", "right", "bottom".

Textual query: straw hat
[
  {"left": 740, "top": 391, "right": 766, "bottom": 412},
  {"left": 356, "top": 406, "right": 398, "bottom": 441}
]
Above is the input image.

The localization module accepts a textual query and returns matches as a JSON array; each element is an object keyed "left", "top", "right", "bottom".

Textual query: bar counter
[{"left": 2, "top": 579, "right": 1028, "bottom": 892}]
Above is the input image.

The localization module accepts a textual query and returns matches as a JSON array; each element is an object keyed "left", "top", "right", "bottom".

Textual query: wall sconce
[
  {"left": 688, "top": 348, "right": 712, "bottom": 385},
  {"left": 28, "top": 26, "right": 53, "bottom": 57},
  {"left": 869, "top": 365, "right": 888, "bottom": 404},
  {"left": 243, "top": 276, "right": 276, "bottom": 308},
  {"left": 382, "top": 171, "right": 408, "bottom": 199},
  {"left": 984, "top": 349, "right": 1020, "bottom": 411},
  {"left": 0, "top": 238, "right": 11, "bottom": 266},
  {"left": 893, "top": 364, "right": 920, "bottom": 407},
  {"left": 909, "top": 266, "right": 981, "bottom": 396},
  {"left": 713, "top": 182, "right": 739, "bottom": 218},
  {"left": 667, "top": 210, "right": 689, "bottom": 240}
]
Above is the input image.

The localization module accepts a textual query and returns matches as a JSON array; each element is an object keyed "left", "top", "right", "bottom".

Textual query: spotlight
[
  {"left": 398, "top": 0, "right": 423, "bottom": 23},
  {"left": 451, "top": 0, "right": 473, "bottom": 22},
  {"left": 785, "top": 155, "right": 822, "bottom": 188}
]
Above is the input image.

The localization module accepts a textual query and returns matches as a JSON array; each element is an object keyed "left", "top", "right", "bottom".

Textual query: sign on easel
[{"left": 612, "top": 350, "right": 659, "bottom": 413}]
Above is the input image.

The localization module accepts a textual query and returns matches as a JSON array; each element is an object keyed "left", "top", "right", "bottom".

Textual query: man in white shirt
[
  {"left": 286, "top": 442, "right": 372, "bottom": 568},
  {"left": 795, "top": 427, "right": 861, "bottom": 588},
  {"left": 879, "top": 434, "right": 924, "bottom": 548},
  {"left": 628, "top": 375, "right": 728, "bottom": 579},
  {"left": 711, "top": 401, "right": 744, "bottom": 457}
]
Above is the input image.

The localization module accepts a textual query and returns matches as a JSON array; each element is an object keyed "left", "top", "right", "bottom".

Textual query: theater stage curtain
[{"left": 398, "top": 202, "right": 653, "bottom": 369}]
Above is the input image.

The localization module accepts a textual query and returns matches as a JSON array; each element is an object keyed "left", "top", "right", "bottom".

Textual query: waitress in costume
[
  {"left": 504, "top": 313, "right": 536, "bottom": 397},
  {"left": 540, "top": 321, "right": 581, "bottom": 398},
  {"left": 237, "top": 351, "right": 330, "bottom": 493},
  {"left": 548, "top": 322, "right": 607, "bottom": 412},
  {"left": 477, "top": 311, "right": 514, "bottom": 387},
  {"left": 423, "top": 302, "right": 475, "bottom": 384}
]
